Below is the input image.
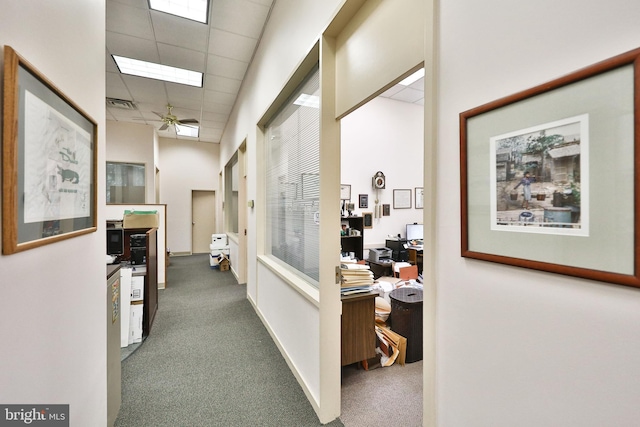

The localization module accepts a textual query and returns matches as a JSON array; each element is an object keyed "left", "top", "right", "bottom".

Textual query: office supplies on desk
[{"left": 368, "top": 247, "right": 392, "bottom": 262}]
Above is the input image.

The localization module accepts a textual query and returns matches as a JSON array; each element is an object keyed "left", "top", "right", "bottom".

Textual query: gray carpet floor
[
  {"left": 115, "top": 254, "right": 344, "bottom": 427},
  {"left": 341, "top": 360, "right": 423, "bottom": 426}
]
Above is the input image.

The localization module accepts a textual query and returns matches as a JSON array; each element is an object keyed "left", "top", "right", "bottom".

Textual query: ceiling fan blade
[
  {"left": 177, "top": 119, "right": 199, "bottom": 124},
  {"left": 159, "top": 123, "right": 169, "bottom": 131},
  {"left": 152, "top": 111, "right": 165, "bottom": 118}
]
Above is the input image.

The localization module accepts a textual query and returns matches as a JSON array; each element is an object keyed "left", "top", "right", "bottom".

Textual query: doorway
[
  {"left": 339, "top": 68, "right": 425, "bottom": 426},
  {"left": 192, "top": 190, "right": 216, "bottom": 254}
]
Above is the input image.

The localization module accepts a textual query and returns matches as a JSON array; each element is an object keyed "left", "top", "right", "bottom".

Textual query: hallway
[{"left": 115, "top": 254, "right": 343, "bottom": 426}]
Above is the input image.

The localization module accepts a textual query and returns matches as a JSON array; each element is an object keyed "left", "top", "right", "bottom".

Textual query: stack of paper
[{"left": 340, "top": 263, "right": 374, "bottom": 295}]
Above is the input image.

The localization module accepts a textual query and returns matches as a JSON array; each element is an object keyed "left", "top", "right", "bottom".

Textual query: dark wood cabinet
[
  {"left": 341, "top": 292, "right": 377, "bottom": 366},
  {"left": 340, "top": 216, "right": 364, "bottom": 260}
]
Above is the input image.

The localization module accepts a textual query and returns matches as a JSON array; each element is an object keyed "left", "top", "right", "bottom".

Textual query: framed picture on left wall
[{"left": 2, "top": 46, "right": 97, "bottom": 254}]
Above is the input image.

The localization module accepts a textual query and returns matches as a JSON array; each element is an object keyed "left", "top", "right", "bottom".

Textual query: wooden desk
[
  {"left": 367, "top": 259, "right": 393, "bottom": 279},
  {"left": 341, "top": 292, "right": 377, "bottom": 366},
  {"left": 408, "top": 247, "right": 423, "bottom": 274}
]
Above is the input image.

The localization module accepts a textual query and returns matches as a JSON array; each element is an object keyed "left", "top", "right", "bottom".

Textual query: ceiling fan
[{"left": 152, "top": 104, "right": 199, "bottom": 131}]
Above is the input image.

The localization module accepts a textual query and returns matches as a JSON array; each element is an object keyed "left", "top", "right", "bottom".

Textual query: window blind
[{"left": 264, "top": 66, "right": 320, "bottom": 284}]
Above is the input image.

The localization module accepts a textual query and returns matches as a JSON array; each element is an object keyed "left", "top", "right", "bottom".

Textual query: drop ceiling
[{"left": 106, "top": 0, "right": 423, "bottom": 144}]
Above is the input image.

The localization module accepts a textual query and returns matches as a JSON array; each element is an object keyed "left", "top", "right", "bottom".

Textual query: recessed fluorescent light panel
[
  {"left": 149, "top": 0, "right": 209, "bottom": 23},
  {"left": 293, "top": 94, "right": 320, "bottom": 109},
  {"left": 176, "top": 125, "right": 199, "bottom": 138},
  {"left": 112, "top": 55, "right": 203, "bottom": 87},
  {"left": 398, "top": 68, "right": 425, "bottom": 86}
]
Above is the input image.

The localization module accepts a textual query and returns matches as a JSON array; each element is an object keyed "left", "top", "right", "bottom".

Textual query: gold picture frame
[{"left": 2, "top": 46, "right": 97, "bottom": 254}]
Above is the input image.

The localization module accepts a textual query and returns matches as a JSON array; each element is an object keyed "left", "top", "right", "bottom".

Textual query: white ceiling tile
[
  {"left": 202, "top": 101, "right": 233, "bottom": 115},
  {"left": 106, "top": 52, "right": 120, "bottom": 73},
  {"left": 108, "top": 0, "right": 148, "bottom": 8},
  {"left": 379, "top": 85, "right": 403, "bottom": 98},
  {"left": 204, "top": 74, "right": 241, "bottom": 94},
  {"left": 208, "top": 28, "right": 257, "bottom": 62},
  {"left": 211, "top": 0, "right": 270, "bottom": 39},
  {"left": 202, "top": 111, "right": 229, "bottom": 123},
  {"left": 246, "top": 0, "right": 274, "bottom": 7},
  {"left": 390, "top": 87, "right": 424, "bottom": 104},
  {"left": 166, "top": 84, "right": 204, "bottom": 110},
  {"left": 206, "top": 54, "right": 248, "bottom": 80},
  {"left": 157, "top": 43, "right": 206, "bottom": 72},
  {"left": 151, "top": 11, "right": 209, "bottom": 52},
  {"left": 107, "top": 1, "right": 154, "bottom": 40},
  {"left": 107, "top": 107, "right": 146, "bottom": 121},
  {"left": 203, "top": 89, "right": 237, "bottom": 106},
  {"left": 107, "top": 31, "right": 160, "bottom": 63},
  {"left": 201, "top": 120, "right": 226, "bottom": 130},
  {"left": 407, "top": 77, "right": 425, "bottom": 91},
  {"left": 121, "top": 75, "right": 167, "bottom": 103},
  {"left": 106, "top": 71, "right": 133, "bottom": 100},
  {"left": 200, "top": 127, "right": 224, "bottom": 140}
]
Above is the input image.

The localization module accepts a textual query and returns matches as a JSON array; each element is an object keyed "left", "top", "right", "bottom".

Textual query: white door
[{"left": 192, "top": 190, "right": 216, "bottom": 254}]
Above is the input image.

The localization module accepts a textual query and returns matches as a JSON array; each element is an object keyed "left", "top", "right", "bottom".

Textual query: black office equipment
[
  {"left": 130, "top": 234, "right": 147, "bottom": 248},
  {"left": 385, "top": 238, "right": 408, "bottom": 262},
  {"left": 106, "top": 228, "right": 124, "bottom": 255}
]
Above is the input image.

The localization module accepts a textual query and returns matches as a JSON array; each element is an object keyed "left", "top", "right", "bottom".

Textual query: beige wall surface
[
  {"left": 437, "top": 1, "right": 640, "bottom": 426},
  {"left": 158, "top": 137, "right": 219, "bottom": 254},
  {"left": 106, "top": 121, "right": 157, "bottom": 203},
  {"left": 0, "top": 1, "right": 108, "bottom": 425}
]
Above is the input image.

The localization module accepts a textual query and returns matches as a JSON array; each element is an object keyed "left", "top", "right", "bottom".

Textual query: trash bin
[{"left": 389, "top": 287, "right": 423, "bottom": 363}]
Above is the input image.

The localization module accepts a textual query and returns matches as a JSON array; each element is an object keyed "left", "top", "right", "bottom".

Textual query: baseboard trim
[{"left": 170, "top": 251, "right": 192, "bottom": 257}]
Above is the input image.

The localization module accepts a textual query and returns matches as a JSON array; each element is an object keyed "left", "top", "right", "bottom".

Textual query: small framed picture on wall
[
  {"left": 383, "top": 204, "right": 390, "bottom": 216},
  {"left": 363, "top": 212, "right": 373, "bottom": 228},
  {"left": 359, "top": 194, "right": 368, "bottom": 209}
]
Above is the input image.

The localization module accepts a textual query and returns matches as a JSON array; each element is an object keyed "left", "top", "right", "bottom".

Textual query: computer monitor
[
  {"left": 106, "top": 228, "right": 124, "bottom": 255},
  {"left": 406, "top": 223, "right": 423, "bottom": 241}
]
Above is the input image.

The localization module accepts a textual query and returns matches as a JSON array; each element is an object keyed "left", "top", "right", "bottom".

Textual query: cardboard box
[
  {"left": 130, "top": 276, "right": 144, "bottom": 302},
  {"left": 123, "top": 211, "right": 159, "bottom": 229},
  {"left": 219, "top": 254, "right": 230, "bottom": 271},
  {"left": 209, "top": 248, "right": 230, "bottom": 267},
  {"left": 210, "top": 234, "right": 228, "bottom": 248}
]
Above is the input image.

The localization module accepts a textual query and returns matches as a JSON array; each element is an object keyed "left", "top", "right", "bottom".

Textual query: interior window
[{"left": 106, "top": 162, "right": 145, "bottom": 204}]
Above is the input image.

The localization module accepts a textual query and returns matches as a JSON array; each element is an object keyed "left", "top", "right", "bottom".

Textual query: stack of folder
[{"left": 340, "top": 262, "right": 374, "bottom": 295}]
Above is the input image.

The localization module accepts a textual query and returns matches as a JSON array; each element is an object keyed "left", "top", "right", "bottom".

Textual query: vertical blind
[{"left": 264, "top": 66, "right": 320, "bottom": 284}]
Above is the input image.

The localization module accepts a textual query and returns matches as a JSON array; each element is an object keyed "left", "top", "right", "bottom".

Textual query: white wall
[
  {"left": 0, "top": 1, "right": 107, "bottom": 426},
  {"left": 219, "top": 0, "right": 344, "bottom": 416},
  {"left": 158, "top": 137, "right": 219, "bottom": 254},
  {"left": 106, "top": 121, "right": 157, "bottom": 203},
  {"left": 341, "top": 96, "right": 423, "bottom": 248},
  {"left": 437, "top": 1, "right": 640, "bottom": 426}
]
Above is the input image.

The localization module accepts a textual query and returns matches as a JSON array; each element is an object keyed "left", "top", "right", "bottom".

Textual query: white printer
[
  {"left": 368, "top": 247, "right": 392, "bottom": 263},
  {"left": 210, "top": 234, "right": 230, "bottom": 267}
]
